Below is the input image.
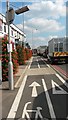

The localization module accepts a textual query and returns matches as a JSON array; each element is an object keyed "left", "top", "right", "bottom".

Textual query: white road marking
[
  {"left": 22, "top": 102, "right": 31, "bottom": 118},
  {"left": 7, "top": 75, "right": 27, "bottom": 118},
  {"left": 22, "top": 102, "right": 43, "bottom": 119},
  {"left": 28, "top": 57, "right": 33, "bottom": 69},
  {"left": 15, "top": 66, "right": 28, "bottom": 88},
  {"left": 29, "top": 81, "right": 41, "bottom": 97},
  {"left": 42, "top": 79, "right": 56, "bottom": 119},
  {"left": 37, "top": 59, "right": 40, "bottom": 68},
  {"left": 67, "top": 115, "right": 68, "bottom": 119},
  {"left": 38, "top": 64, "right": 40, "bottom": 68},
  {"left": 52, "top": 80, "right": 68, "bottom": 94},
  {"left": 46, "top": 64, "right": 50, "bottom": 68},
  {"left": 56, "top": 73, "right": 68, "bottom": 88},
  {"left": 41, "top": 58, "right": 50, "bottom": 68}
]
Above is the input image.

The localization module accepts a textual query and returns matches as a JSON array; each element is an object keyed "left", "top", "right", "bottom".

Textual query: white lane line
[
  {"left": 56, "top": 73, "right": 68, "bottom": 88},
  {"left": 15, "top": 66, "right": 28, "bottom": 88},
  {"left": 28, "top": 57, "right": 33, "bottom": 69},
  {"left": 41, "top": 58, "right": 50, "bottom": 68},
  {"left": 42, "top": 79, "right": 56, "bottom": 119},
  {"left": 7, "top": 75, "right": 27, "bottom": 118},
  {"left": 46, "top": 64, "right": 50, "bottom": 68},
  {"left": 67, "top": 115, "right": 68, "bottom": 119},
  {"left": 38, "top": 64, "right": 40, "bottom": 68},
  {"left": 37, "top": 59, "right": 40, "bottom": 68}
]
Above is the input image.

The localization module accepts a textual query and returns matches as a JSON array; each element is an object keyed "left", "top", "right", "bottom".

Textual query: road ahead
[{"left": 6, "top": 56, "right": 68, "bottom": 119}]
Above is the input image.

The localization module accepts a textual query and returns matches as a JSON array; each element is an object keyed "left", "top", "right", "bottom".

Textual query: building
[{"left": 0, "top": 13, "right": 26, "bottom": 46}]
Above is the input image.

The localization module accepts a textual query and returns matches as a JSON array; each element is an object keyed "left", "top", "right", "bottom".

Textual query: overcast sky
[{"left": 1, "top": 0, "right": 68, "bottom": 48}]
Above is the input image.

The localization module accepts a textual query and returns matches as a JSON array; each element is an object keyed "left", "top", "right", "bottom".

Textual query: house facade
[{"left": 0, "top": 13, "right": 26, "bottom": 44}]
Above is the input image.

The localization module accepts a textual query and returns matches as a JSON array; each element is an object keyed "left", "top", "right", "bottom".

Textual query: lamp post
[
  {"left": 6, "top": 0, "right": 14, "bottom": 90},
  {"left": 32, "top": 29, "right": 33, "bottom": 50},
  {"left": 6, "top": 0, "right": 29, "bottom": 90},
  {"left": 32, "top": 29, "right": 37, "bottom": 50},
  {"left": 15, "top": 5, "right": 29, "bottom": 48}
]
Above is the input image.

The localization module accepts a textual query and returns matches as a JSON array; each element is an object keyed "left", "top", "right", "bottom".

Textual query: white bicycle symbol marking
[{"left": 22, "top": 102, "right": 43, "bottom": 119}]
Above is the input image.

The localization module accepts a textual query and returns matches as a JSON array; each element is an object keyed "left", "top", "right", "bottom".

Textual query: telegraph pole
[{"left": 6, "top": 0, "right": 14, "bottom": 90}]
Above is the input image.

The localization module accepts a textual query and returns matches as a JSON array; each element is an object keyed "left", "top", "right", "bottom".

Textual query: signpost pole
[{"left": 7, "top": 0, "right": 14, "bottom": 90}]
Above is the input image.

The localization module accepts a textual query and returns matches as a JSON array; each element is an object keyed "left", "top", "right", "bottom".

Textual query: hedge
[
  {"left": 2, "top": 35, "right": 32, "bottom": 81},
  {"left": 2, "top": 35, "right": 19, "bottom": 81},
  {"left": 16, "top": 45, "right": 32, "bottom": 65}
]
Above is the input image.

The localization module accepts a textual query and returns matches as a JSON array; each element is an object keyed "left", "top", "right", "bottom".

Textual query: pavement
[
  {"left": 2, "top": 58, "right": 32, "bottom": 90},
  {"left": 0, "top": 57, "right": 32, "bottom": 119}
]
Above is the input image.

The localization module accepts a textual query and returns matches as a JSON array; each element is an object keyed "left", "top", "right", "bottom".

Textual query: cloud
[
  {"left": 26, "top": 0, "right": 66, "bottom": 19},
  {"left": 16, "top": 0, "right": 66, "bottom": 33},
  {"left": 49, "top": 35, "right": 58, "bottom": 39},
  {"left": 27, "top": 36, "right": 49, "bottom": 48},
  {"left": 1, "top": 0, "right": 42, "bottom": 2},
  {"left": 16, "top": 0, "right": 66, "bottom": 48},
  {"left": 27, "top": 36, "right": 59, "bottom": 48},
  {"left": 17, "top": 18, "right": 65, "bottom": 34},
  {"left": 55, "top": 0, "right": 64, "bottom": 5}
]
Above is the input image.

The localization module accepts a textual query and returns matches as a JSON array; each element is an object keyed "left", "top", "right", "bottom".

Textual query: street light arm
[{"left": 15, "top": 6, "right": 29, "bottom": 15}]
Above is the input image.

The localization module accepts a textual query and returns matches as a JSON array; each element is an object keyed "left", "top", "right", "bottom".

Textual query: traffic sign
[{"left": 6, "top": 7, "right": 15, "bottom": 25}]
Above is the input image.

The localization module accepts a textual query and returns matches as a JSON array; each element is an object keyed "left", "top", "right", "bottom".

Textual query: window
[
  {"left": 17, "top": 32, "right": 18, "bottom": 37},
  {"left": 4, "top": 24, "right": 6, "bottom": 33},
  {"left": 11, "top": 29, "right": 13, "bottom": 36},
  {"left": 0, "top": 19, "right": 2, "bottom": 31},
  {"left": 59, "top": 43, "right": 63, "bottom": 52},
  {"left": 54, "top": 43, "right": 58, "bottom": 52}
]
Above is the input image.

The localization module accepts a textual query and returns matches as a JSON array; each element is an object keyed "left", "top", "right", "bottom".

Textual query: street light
[
  {"left": 32, "top": 29, "right": 37, "bottom": 50},
  {"left": 6, "top": 0, "right": 29, "bottom": 90},
  {"left": 15, "top": 5, "right": 29, "bottom": 48},
  {"left": 6, "top": 0, "right": 14, "bottom": 90},
  {"left": 15, "top": 6, "right": 29, "bottom": 15}
]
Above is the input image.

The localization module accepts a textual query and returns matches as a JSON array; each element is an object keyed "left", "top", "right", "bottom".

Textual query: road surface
[{"left": 3, "top": 56, "right": 68, "bottom": 119}]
